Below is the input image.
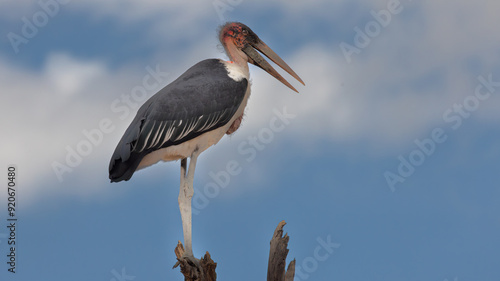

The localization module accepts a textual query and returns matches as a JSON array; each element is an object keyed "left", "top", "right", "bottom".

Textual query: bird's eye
[{"left": 242, "top": 29, "right": 248, "bottom": 35}]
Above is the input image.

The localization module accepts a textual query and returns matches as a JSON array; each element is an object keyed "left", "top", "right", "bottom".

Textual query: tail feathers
[
  {"left": 109, "top": 116, "right": 145, "bottom": 182},
  {"left": 109, "top": 135, "right": 148, "bottom": 182},
  {"left": 109, "top": 152, "right": 146, "bottom": 182}
]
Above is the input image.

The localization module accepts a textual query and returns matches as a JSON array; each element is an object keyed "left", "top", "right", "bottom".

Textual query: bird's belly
[{"left": 137, "top": 126, "right": 228, "bottom": 170}]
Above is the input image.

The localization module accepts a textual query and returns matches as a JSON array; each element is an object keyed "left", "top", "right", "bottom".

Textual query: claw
[{"left": 173, "top": 241, "right": 201, "bottom": 269}]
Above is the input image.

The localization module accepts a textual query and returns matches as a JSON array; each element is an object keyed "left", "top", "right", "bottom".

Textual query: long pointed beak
[{"left": 242, "top": 41, "right": 305, "bottom": 93}]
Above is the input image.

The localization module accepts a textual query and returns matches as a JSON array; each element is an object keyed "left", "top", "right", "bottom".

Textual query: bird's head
[{"left": 219, "top": 22, "right": 304, "bottom": 92}]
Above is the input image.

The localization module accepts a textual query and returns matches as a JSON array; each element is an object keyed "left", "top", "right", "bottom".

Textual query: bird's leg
[
  {"left": 178, "top": 152, "right": 199, "bottom": 260},
  {"left": 179, "top": 158, "right": 192, "bottom": 256}
]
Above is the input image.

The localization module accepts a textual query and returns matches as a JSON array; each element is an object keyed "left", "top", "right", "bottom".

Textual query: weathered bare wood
[
  {"left": 285, "top": 259, "right": 296, "bottom": 281},
  {"left": 267, "top": 220, "right": 295, "bottom": 281},
  {"left": 173, "top": 241, "right": 217, "bottom": 281},
  {"left": 173, "top": 221, "right": 295, "bottom": 281}
]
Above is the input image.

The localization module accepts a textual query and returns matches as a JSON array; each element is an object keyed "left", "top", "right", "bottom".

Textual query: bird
[{"left": 108, "top": 22, "right": 304, "bottom": 260}]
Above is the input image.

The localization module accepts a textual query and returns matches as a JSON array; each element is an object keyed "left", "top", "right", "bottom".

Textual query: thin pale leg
[{"left": 178, "top": 152, "right": 199, "bottom": 258}]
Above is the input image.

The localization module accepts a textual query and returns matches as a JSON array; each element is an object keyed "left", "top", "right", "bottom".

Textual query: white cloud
[
  {"left": 1, "top": 0, "right": 500, "bottom": 205},
  {"left": 0, "top": 53, "right": 164, "bottom": 204},
  {"left": 45, "top": 53, "right": 107, "bottom": 96},
  {"left": 238, "top": 0, "right": 500, "bottom": 154}
]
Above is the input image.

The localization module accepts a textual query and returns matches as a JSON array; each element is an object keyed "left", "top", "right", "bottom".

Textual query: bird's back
[{"left": 109, "top": 59, "right": 248, "bottom": 182}]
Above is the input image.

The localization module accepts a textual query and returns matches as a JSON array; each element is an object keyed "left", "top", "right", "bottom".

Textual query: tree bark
[
  {"left": 267, "top": 220, "right": 295, "bottom": 281},
  {"left": 173, "top": 221, "right": 295, "bottom": 281}
]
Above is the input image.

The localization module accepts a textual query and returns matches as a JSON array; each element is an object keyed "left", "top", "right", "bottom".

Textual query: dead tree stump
[
  {"left": 173, "top": 241, "right": 217, "bottom": 281},
  {"left": 173, "top": 220, "right": 295, "bottom": 281},
  {"left": 267, "top": 221, "right": 296, "bottom": 281}
]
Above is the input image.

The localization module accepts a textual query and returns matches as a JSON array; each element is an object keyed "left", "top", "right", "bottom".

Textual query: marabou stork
[{"left": 109, "top": 22, "right": 304, "bottom": 259}]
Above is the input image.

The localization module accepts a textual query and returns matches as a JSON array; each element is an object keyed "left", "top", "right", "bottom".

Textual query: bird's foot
[
  {"left": 173, "top": 241, "right": 217, "bottom": 280},
  {"left": 173, "top": 241, "right": 201, "bottom": 269},
  {"left": 178, "top": 253, "right": 201, "bottom": 267},
  {"left": 173, "top": 243, "right": 205, "bottom": 280}
]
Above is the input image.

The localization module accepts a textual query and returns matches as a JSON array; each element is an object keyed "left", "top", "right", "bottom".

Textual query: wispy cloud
[{"left": 1, "top": 0, "right": 499, "bottom": 205}]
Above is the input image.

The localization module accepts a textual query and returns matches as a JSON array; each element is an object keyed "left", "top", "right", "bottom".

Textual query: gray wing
[{"left": 109, "top": 59, "right": 248, "bottom": 182}]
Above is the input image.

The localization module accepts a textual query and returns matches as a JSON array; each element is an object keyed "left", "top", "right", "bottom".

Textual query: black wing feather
[{"left": 109, "top": 59, "right": 248, "bottom": 182}]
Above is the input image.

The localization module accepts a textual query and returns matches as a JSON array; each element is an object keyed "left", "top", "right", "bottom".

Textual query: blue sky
[{"left": 1, "top": 0, "right": 500, "bottom": 280}]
